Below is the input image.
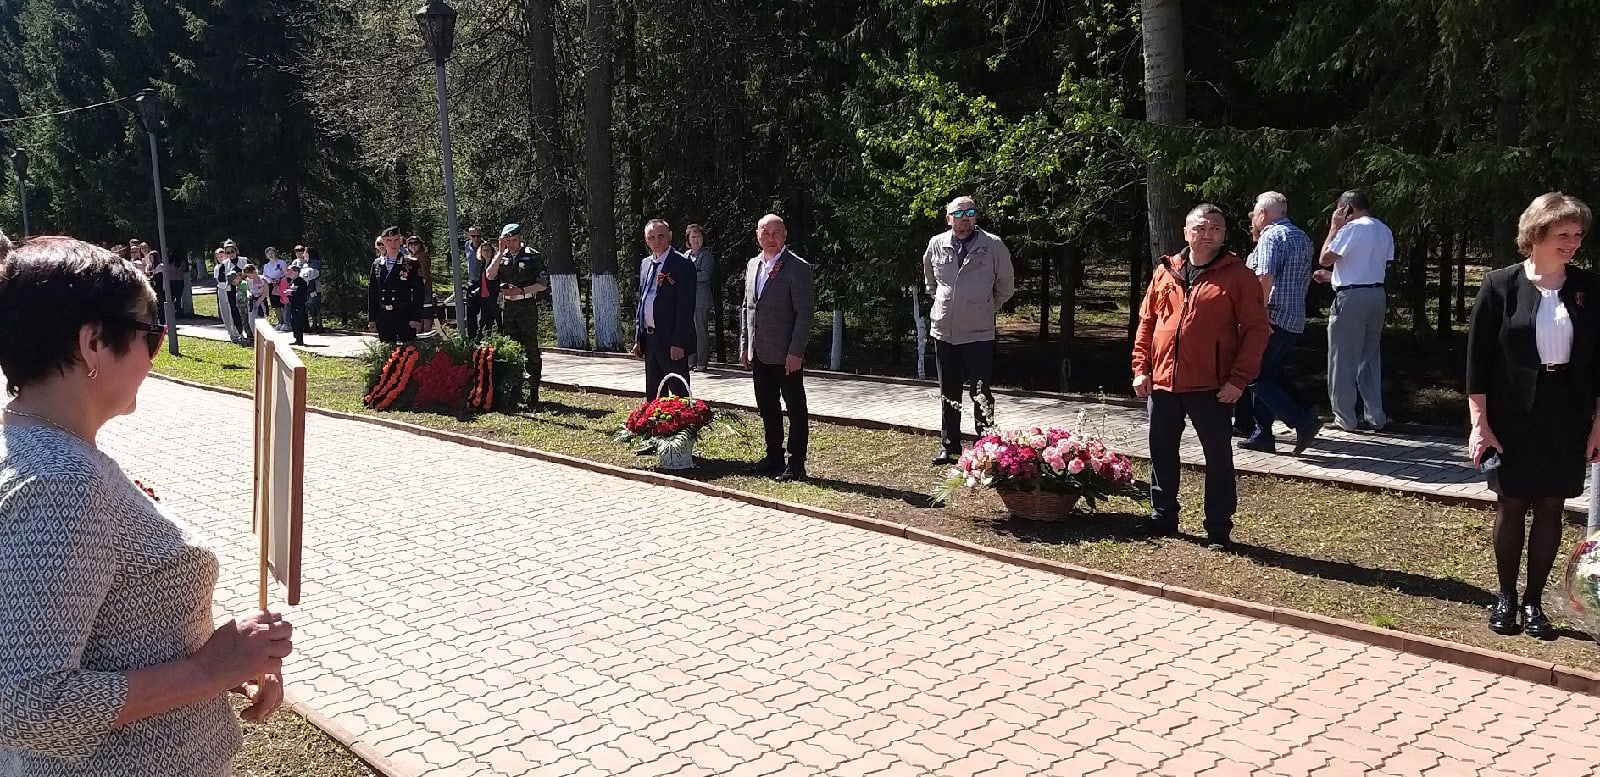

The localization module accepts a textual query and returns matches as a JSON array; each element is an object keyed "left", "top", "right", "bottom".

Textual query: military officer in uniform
[
  {"left": 368, "top": 226, "right": 427, "bottom": 342},
  {"left": 486, "top": 222, "right": 549, "bottom": 406}
]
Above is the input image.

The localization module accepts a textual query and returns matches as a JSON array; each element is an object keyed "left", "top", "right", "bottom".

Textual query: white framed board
[{"left": 252, "top": 320, "right": 305, "bottom": 607}]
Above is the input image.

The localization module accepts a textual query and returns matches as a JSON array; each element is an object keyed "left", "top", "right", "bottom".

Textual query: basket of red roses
[{"left": 615, "top": 374, "right": 715, "bottom": 470}]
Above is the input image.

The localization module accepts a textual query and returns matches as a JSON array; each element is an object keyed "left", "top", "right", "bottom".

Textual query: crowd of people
[{"left": 210, "top": 240, "right": 323, "bottom": 346}]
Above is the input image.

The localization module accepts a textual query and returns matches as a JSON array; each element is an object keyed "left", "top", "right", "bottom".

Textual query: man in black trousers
[
  {"left": 739, "top": 214, "right": 816, "bottom": 482},
  {"left": 631, "top": 219, "right": 698, "bottom": 399},
  {"left": 368, "top": 226, "right": 427, "bottom": 342}
]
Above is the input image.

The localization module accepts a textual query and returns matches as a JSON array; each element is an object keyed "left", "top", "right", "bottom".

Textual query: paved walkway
[
  {"left": 81, "top": 377, "right": 1600, "bottom": 776},
  {"left": 169, "top": 320, "right": 1588, "bottom": 512}
]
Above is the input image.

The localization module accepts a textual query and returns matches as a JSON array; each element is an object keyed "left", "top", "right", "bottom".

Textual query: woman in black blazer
[{"left": 1466, "top": 192, "right": 1598, "bottom": 638}]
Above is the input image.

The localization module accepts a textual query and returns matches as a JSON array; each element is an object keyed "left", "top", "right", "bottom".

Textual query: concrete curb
[
  {"left": 283, "top": 690, "right": 412, "bottom": 777},
  {"left": 153, "top": 371, "right": 1600, "bottom": 701}
]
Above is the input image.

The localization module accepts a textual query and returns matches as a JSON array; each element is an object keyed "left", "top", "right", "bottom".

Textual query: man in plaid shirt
[{"left": 1241, "top": 191, "right": 1321, "bottom": 454}]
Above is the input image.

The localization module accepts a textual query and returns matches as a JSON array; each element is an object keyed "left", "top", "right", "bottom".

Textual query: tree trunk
[
  {"left": 583, "top": 0, "right": 620, "bottom": 350},
  {"left": 1140, "top": 0, "right": 1186, "bottom": 261},
  {"left": 1408, "top": 228, "right": 1430, "bottom": 336},
  {"left": 1057, "top": 244, "right": 1078, "bottom": 391},
  {"left": 911, "top": 286, "right": 928, "bottom": 380},
  {"left": 1492, "top": 53, "right": 1522, "bottom": 269},
  {"left": 1436, "top": 223, "right": 1454, "bottom": 338},
  {"left": 528, "top": 0, "right": 584, "bottom": 348},
  {"left": 830, "top": 308, "right": 844, "bottom": 370},
  {"left": 1455, "top": 227, "right": 1469, "bottom": 323},
  {"left": 1037, "top": 245, "right": 1051, "bottom": 341}
]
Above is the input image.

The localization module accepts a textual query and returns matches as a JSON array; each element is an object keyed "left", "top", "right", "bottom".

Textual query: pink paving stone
[{"left": 78, "top": 377, "right": 1600, "bottom": 777}]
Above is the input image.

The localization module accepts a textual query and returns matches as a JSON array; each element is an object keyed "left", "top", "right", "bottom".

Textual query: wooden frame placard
[{"left": 252, "top": 320, "right": 306, "bottom": 607}]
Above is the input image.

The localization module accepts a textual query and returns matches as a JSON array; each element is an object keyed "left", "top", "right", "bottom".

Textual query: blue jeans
[{"left": 1249, "top": 324, "right": 1315, "bottom": 439}]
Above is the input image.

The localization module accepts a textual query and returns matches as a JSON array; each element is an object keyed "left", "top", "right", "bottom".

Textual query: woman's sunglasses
[{"left": 120, "top": 319, "right": 168, "bottom": 358}]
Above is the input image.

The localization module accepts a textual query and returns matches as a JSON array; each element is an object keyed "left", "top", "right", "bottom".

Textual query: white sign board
[{"left": 252, "top": 320, "right": 305, "bottom": 607}]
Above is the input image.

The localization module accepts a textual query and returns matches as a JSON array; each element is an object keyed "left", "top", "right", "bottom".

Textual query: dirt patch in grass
[
  {"left": 233, "top": 699, "right": 378, "bottom": 776},
  {"left": 156, "top": 336, "right": 1596, "bottom": 673}
]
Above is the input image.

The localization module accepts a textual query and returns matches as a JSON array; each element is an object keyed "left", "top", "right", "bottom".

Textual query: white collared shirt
[
  {"left": 755, "top": 247, "right": 784, "bottom": 299},
  {"left": 639, "top": 251, "right": 668, "bottom": 328},
  {"left": 1536, "top": 286, "right": 1573, "bottom": 365},
  {"left": 1328, "top": 216, "right": 1394, "bottom": 287}
]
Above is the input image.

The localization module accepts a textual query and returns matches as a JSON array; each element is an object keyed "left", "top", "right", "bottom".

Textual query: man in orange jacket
[{"left": 1131, "top": 203, "right": 1271, "bottom": 549}]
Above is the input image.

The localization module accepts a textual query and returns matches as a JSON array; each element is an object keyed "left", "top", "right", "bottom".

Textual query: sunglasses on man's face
[{"left": 948, "top": 208, "right": 978, "bottom": 218}]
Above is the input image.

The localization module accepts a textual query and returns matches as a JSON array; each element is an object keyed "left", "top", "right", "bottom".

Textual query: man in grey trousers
[{"left": 1314, "top": 189, "right": 1394, "bottom": 431}]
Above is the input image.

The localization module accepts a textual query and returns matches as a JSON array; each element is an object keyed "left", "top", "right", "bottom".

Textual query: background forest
[{"left": 2, "top": 0, "right": 1599, "bottom": 419}]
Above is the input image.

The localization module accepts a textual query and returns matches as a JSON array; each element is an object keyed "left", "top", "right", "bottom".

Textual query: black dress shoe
[
  {"left": 742, "top": 458, "right": 785, "bottom": 477},
  {"left": 1523, "top": 602, "right": 1555, "bottom": 639},
  {"left": 1489, "top": 593, "right": 1522, "bottom": 635},
  {"left": 1133, "top": 520, "right": 1178, "bottom": 537},
  {"left": 775, "top": 463, "right": 808, "bottom": 482},
  {"left": 932, "top": 451, "right": 960, "bottom": 466},
  {"left": 1205, "top": 537, "right": 1233, "bottom": 551}
]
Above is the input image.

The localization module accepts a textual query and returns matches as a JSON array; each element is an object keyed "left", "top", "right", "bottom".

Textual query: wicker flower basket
[
  {"left": 998, "top": 489, "right": 1081, "bottom": 522},
  {"left": 653, "top": 373, "right": 698, "bottom": 471}
]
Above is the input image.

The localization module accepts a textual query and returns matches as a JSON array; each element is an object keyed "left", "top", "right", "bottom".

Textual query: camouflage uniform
[{"left": 497, "top": 247, "right": 549, "bottom": 405}]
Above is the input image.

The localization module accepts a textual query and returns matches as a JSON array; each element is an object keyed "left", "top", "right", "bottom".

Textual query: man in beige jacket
[{"left": 924, "top": 195, "right": 1016, "bottom": 464}]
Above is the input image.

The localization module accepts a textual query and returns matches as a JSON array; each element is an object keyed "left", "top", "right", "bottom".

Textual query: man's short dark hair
[
  {"left": 0, "top": 237, "right": 157, "bottom": 396},
  {"left": 1339, "top": 189, "right": 1372, "bottom": 212}
]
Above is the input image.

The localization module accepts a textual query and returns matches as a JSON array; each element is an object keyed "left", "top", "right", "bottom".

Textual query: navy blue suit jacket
[{"left": 636, "top": 250, "right": 698, "bottom": 355}]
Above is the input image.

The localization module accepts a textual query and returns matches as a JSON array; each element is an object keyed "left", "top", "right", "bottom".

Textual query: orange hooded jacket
[{"left": 1131, "top": 249, "right": 1271, "bottom": 394}]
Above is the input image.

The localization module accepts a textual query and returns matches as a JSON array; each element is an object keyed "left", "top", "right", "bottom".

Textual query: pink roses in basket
[{"left": 935, "top": 425, "right": 1145, "bottom": 510}]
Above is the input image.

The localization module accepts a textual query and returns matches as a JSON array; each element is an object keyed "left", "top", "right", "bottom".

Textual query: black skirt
[{"left": 1488, "top": 370, "right": 1588, "bottom": 498}]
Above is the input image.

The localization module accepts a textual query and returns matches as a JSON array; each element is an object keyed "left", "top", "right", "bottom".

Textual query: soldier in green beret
[{"left": 486, "top": 223, "right": 549, "bottom": 407}]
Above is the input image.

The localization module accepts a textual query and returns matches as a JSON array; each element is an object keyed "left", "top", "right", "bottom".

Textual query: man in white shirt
[
  {"left": 631, "top": 219, "right": 697, "bottom": 399},
  {"left": 1314, "top": 189, "right": 1394, "bottom": 431}
]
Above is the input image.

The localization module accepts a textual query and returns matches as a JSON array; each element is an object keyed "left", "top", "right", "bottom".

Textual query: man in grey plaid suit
[{"left": 739, "top": 214, "right": 816, "bottom": 482}]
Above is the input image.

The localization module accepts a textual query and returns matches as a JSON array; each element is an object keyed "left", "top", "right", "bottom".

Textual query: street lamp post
[
  {"left": 417, "top": 0, "right": 467, "bottom": 337},
  {"left": 135, "top": 88, "right": 179, "bottom": 357},
  {"left": 9, "top": 148, "right": 28, "bottom": 239}
]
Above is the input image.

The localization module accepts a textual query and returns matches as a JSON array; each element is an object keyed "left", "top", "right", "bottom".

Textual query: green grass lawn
[{"left": 154, "top": 335, "right": 1599, "bottom": 674}]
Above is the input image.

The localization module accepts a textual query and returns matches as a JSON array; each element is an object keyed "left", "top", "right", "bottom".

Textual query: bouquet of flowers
[
  {"left": 934, "top": 425, "right": 1146, "bottom": 512},
  {"left": 1555, "top": 533, "right": 1600, "bottom": 641},
  {"left": 615, "top": 393, "right": 716, "bottom": 461}
]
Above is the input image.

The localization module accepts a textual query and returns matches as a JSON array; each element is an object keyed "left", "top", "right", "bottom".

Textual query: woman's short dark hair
[{"left": 0, "top": 236, "right": 157, "bottom": 396}]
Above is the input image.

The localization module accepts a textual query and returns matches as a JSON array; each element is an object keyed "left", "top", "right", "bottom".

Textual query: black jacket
[
  {"left": 1467, "top": 263, "right": 1600, "bottom": 419},
  {"left": 635, "top": 249, "right": 698, "bottom": 355}
]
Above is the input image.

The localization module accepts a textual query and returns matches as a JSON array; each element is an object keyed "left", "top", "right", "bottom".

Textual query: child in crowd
[{"left": 243, "top": 265, "right": 268, "bottom": 321}]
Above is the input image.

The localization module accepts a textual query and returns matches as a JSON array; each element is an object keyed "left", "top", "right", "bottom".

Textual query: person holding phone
[
  {"left": 1466, "top": 192, "right": 1599, "bottom": 638},
  {"left": 1314, "top": 190, "right": 1394, "bottom": 432}
]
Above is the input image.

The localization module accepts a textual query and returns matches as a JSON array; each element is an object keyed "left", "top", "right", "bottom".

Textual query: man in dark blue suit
[{"left": 632, "top": 219, "right": 698, "bottom": 399}]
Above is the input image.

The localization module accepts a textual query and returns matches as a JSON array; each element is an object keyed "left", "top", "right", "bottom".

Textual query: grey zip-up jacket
[{"left": 923, "top": 228, "right": 1016, "bottom": 344}]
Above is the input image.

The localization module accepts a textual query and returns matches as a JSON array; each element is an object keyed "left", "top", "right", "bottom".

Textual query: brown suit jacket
[{"left": 739, "top": 248, "right": 815, "bottom": 364}]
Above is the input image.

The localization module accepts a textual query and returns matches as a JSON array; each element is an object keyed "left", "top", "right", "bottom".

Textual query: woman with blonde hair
[{"left": 1467, "top": 192, "right": 1599, "bottom": 638}]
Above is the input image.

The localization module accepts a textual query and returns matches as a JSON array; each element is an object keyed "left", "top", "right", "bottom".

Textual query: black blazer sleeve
[{"left": 1465, "top": 268, "right": 1505, "bottom": 395}]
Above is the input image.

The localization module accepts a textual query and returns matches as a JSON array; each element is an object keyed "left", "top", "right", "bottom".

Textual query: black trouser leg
[
  {"left": 1147, "top": 390, "right": 1185, "bottom": 526},
  {"left": 643, "top": 334, "right": 690, "bottom": 399},
  {"left": 466, "top": 295, "right": 482, "bottom": 341},
  {"left": 752, "top": 360, "right": 786, "bottom": 461},
  {"left": 1188, "top": 391, "right": 1239, "bottom": 540},
  {"left": 963, "top": 340, "right": 996, "bottom": 435},
  {"left": 290, "top": 304, "right": 306, "bottom": 343},
  {"left": 780, "top": 367, "right": 808, "bottom": 464},
  {"left": 934, "top": 339, "right": 966, "bottom": 454}
]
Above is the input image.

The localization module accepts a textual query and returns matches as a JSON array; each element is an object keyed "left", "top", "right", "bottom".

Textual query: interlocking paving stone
[{"left": 49, "top": 377, "right": 1598, "bottom": 776}]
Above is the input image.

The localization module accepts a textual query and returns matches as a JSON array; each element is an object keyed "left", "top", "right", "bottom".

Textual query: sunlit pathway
[{"left": 66, "top": 376, "right": 1600, "bottom": 775}]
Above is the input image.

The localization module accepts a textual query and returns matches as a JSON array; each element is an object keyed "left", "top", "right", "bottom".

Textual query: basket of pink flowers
[{"left": 934, "top": 425, "right": 1146, "bottom": 521}]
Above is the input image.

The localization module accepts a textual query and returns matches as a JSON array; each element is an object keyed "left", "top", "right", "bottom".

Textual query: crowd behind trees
[{"left": 2, "top": 1, "right": 1598, "bottom": 389}]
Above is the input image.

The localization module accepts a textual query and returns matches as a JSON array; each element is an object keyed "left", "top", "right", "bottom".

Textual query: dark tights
[{"left": 1493, "top": 496, "right": 1565, "bottom": 602}]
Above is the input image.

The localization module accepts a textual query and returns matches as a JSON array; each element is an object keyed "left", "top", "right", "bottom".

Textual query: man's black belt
[
  {"left": 1334, "top": 282, "right": 1384, "bottom": 293},
  {"left": 643, "top": 326, "right": 657, "bottom": 334},
  {"left": 1542, "top": 363, "right": 1568, "bottom": 372}
]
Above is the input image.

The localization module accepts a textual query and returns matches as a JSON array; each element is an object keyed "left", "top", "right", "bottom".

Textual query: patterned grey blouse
[{"left": 0, "top": 424, "right": 239, "bottom": 776}]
